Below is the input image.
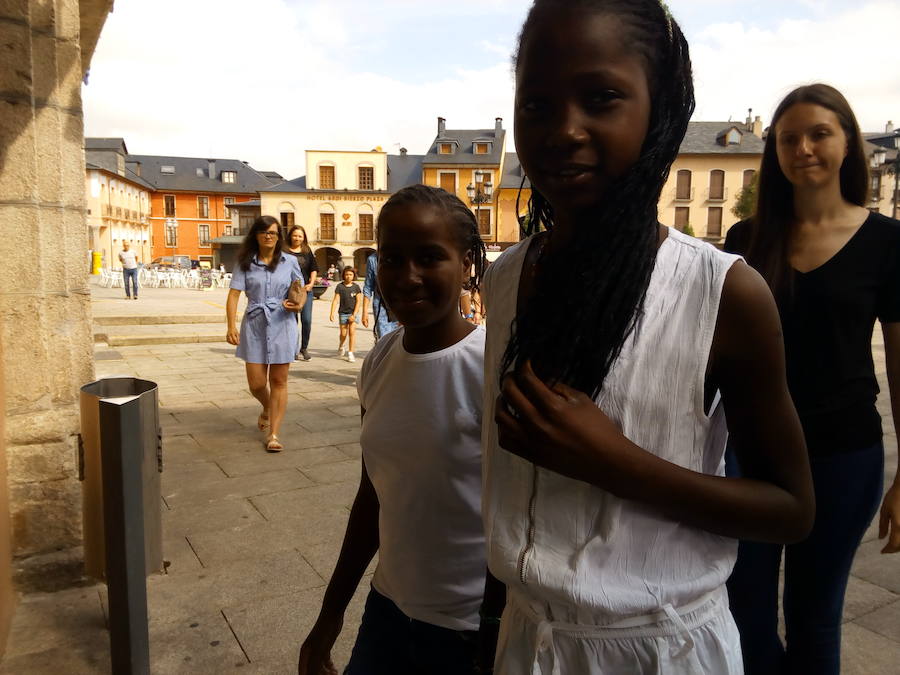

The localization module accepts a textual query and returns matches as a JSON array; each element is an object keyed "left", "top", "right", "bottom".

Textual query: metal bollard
[{"left": 79, "top": 377, "right": 163, "bottom": 675}]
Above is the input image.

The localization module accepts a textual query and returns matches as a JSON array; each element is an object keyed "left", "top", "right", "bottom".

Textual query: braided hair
[
  {"left": 502, "top": 0, "right": 695, "bottom": 398},
  {"left": 375, "top": 184, "right": 488, "bottom": 318}
]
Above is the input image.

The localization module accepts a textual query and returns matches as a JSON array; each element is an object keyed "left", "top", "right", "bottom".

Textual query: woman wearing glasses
[{"left": 226, "top": 216, "right": 304, "bottom": 451}]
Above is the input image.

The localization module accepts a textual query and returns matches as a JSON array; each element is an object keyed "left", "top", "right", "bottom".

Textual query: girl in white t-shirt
[
  {"left": 297, "top": 185, "right": 489, "bottom": 675},
  {"left": 479, "top": 1, "right": 816, "bottom": 673}
]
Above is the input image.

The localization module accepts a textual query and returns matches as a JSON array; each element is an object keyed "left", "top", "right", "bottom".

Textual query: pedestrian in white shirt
[{"left": 118, "top": 241, "right": 139, "bottom": 299}]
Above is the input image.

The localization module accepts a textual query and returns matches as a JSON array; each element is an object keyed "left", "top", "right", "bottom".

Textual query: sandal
[
  {"left": 257, "top": 412, "right": 270, "bottom": 431},
  {"left": 265, "top": 434, "right": 283, "bottom": 452}
]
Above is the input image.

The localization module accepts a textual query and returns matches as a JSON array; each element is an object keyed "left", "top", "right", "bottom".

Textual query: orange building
[{"left": 127, "top": 154, "right": 278, "bottom": 265}]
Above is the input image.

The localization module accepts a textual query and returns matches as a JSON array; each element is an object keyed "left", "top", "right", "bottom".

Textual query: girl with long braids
[
  {"left": 724, "top": 84, "right": 900, "bottom": 674},
  {"left": 478, "top": 1, "right": 815, "bottom": 672},
  {"left": 297, "top": 185, "right": 489, "bottom": 675}
]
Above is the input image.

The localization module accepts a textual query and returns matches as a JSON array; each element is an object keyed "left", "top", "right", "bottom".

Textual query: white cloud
[
  {"left": 83, "top": 0, "right": 898, "bottom": 181},
  {"left": 688, "top": 2, "right": 900, "bottom": 132}
]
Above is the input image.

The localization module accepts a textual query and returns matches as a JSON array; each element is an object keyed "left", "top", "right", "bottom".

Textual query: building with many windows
[
  {"left": 660, "top": 116, "right": 765, "bottom": 241},
  {"left": 84, "top": 138, "right": 154, "bottom": 268},
  {"left": 258, "top": 148, "right": 423, "bottom": 277},
  {"left": 865, "top": 122, "right": 900, "bottom": 218},
  {"left": 129, "top": 154, "right": 277, "bottom": 266}
]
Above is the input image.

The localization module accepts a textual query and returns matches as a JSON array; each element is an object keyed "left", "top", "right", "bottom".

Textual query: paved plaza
[{"left": 1, "top": 279, "right": 898, "bottom": 673}]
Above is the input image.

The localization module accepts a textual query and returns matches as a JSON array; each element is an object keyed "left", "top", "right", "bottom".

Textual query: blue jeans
[
  {"left": 371, "top": 300, "right": 399, "bottom": 341},
  {"left": 123, "top": 268, "right": 138, "bottom": 297},
  {"left": 726, "top": 441, "right": 884, "bottom": 675},
  {"left": 344, "top": 587, "right": 477, "bottom": 675},
  {"left": 298, "top": 293, "right": 313, "bottom": 351}
]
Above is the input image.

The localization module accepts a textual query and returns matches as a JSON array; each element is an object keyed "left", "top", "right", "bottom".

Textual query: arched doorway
[
  {"left": 354, "top": 247, "right": 376, "bottom": 280},
  {"left": 315, "top": 246, "right": 342, "bottom": 281}
]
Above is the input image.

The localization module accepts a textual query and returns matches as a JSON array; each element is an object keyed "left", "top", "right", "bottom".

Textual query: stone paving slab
[{"left": 2, "top": 289, "right": 897, "bottom": 674}]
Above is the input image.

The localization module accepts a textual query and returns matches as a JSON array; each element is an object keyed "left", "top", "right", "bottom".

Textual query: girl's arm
[
  {"left": 307, "top": 270, "right": 318, "bottom": 291},
  {"left": 330, "top": 292, "right": 339, "bottom": 322},
  {"left": 225, "top": 288, "right": 241, "bottom": 345},
  {"left": 351, "top": 288, "right": 362, "bottom": 319},
  {"left": 879, "top": 322, "right": 900, "bottom": 553},
  {"left": 298, "top": 447, "right": 380, "bottom": 674},
  {"left": 496, "top": 262, "right": 815, "bottom": 543}
]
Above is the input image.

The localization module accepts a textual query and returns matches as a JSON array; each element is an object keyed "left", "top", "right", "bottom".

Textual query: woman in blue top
[{"left": 226, "top": 216, "right": 303, "bottom": 451}]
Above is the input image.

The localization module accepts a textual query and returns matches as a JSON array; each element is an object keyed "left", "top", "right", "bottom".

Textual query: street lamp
[{"left": 466, "top": 172, "right": 493, "bottom": 204}]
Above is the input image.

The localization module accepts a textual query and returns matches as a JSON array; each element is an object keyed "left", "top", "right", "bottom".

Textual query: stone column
[{"left": 0, "top": 0, "right": 112, "bottom": 584}]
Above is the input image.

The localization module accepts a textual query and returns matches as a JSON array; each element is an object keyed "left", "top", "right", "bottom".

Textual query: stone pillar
[{"left": 0, "top": 0, "right": 112, "bottom": 577}]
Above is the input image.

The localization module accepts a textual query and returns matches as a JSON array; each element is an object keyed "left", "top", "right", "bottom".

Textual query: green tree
[
  {"left": 682, "top": 222, "right": 695, "bottom": 237},
  {"left": 732, "top": 172, "right": 758, "bottom": 221}
]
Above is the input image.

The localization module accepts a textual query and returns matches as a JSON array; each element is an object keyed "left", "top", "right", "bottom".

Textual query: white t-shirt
[
  {"left": 357, "top": 325, "right": 486, "bottom": 631},
  {"left": 118, "top": 250, "right": 138, "bottom": 269}
]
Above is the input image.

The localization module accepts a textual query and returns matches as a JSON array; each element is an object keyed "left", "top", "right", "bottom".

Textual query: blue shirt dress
[{"left": 230, "top": 254, "right": 303, "bottom": 364}]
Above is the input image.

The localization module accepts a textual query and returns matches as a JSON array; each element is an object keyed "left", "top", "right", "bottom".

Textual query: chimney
[
  {"left": 400, "top": 147, "right": 407, "bottom": 156},
  {"left": 887, "top": 121, "right": 895, "bottom": 134},
  {"left": 752, "top": 116, "right": 763, "bottom": 138},
  {"left": 745, "top": 108, "right": 753, "bottom": 129},
  {"left": 133, "top": 161, "right": 141, "bottom": 177},
  {"left": 437, "top": 117, "right": 446, "bottom": 135},
  {"left": 208, "top": 159, "right": 216, "bottom": 179},
  {"left": 495, "top": 117, "right": 503, "bottom": 131}
]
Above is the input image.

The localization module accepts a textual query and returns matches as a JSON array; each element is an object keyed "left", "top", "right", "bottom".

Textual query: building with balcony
[
  {"left": 865, "top": 122, "right": 900, "bottom": 218},
  {"left": 421, "top": 117, "right": 523, "bottom": 252},
  {"left": 126, "top": 154, "right": 277, "bottom": 266},
  {"left": 258, "top": 148, "right": 423, "bottom": 277},
  {"left": 85, "top": 138, "right": 154, "bottom": 268},
  {"left": 660, "top": 115, "right": 765, "bottom": 242}
]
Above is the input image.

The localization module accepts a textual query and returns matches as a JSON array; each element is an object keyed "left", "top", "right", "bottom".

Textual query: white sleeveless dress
[{"left": 482, "top": 228, "right": 744, "bottom": 674}]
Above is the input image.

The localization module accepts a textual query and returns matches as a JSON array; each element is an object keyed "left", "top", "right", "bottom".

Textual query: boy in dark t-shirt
[{"left": 330, "top": 267, "right": 362, "bottom": 362}]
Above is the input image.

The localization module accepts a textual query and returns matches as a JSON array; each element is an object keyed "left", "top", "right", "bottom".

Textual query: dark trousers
[
  {"left": 298, "top": 293, "right": 313, "bottom": 350},
  {"left": 123, "top": 268, "right": 138, "bottom": 297},
  {"left": 726, "top": 441, "right": 884, "bottom": 675},
  {"left": 344, "top": 587, "right": 477, "bottom": 675}
]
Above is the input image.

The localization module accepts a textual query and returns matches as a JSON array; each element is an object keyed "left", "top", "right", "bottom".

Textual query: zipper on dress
[{"left": 516, "top": 465, "right": 539, "bottom": 585}]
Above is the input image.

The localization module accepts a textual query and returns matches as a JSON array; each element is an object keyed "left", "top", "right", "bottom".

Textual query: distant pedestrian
[
  {"left": 287, "top": 225, "right": 319, "bottom": 361},
  {"left": 118, "top": 241, "right": 139, "bottom": 300},
  {"left": 329, "top": 267, "right": 360, "bottom": 362},
  {"left": 297, "top": 184, "right": 488, "bottom": 675},
  {"left": 362, "top": 252, "right": 399, "bottom": 340},
  {"left": 326, "top": 263, "right": 338, "bottom": 282},
  {"left": 724, "top": 83, "right": 900, "bottom": 675},
  {"left": 225, "top": 216, "right": 303, "bottom": 452}
]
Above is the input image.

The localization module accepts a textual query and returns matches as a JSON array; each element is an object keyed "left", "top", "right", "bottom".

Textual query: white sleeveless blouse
[{"left": 482, "top": 228, "right": 742, "bottom": 624}]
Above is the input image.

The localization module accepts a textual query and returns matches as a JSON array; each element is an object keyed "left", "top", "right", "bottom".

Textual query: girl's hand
[
  {"left": 879, "top": 481, "right": 900, "bottom": 554},
  {"left": 283, "top": 299, "right": 301, "bottom": 313},
  {"left": 495, "top": 360, "right": 639, "bottom": 489},
  {"left": 329, "top": 314, "right": 336, "bottom": 323},
  {"left": 226, "top": 328, "right": 239, "bottom": 345},
  {"left": 297, "top": 617, "right": 342, "bottom": 675},
  {"left": 305, "top": 283, "right": 314, "bottom": 291}
]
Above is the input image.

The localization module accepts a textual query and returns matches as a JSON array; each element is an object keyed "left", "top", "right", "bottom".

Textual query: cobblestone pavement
[{"left": 1, "top": 281, "right": 898, "bottom": 673}]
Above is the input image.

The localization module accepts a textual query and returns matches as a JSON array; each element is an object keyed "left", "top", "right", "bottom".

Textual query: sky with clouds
[{"left": 83, "top": 0, "right": 900, "bottom": 180}]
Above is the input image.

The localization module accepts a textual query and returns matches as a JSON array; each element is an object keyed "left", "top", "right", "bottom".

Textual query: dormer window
[
  {"left": 196, "top": 168, "right": 204, "bottom": 177},
  {"left": 439, "top": 143, "right": 454, "bottom": 154},
  {"left": 222, "top": 171, "right": 237, "bottom": 184},
  {"left": 474, "top": 142, "right": 490, "bottom": 155},
  {"left": 161, "top": 165, "right": 175, "bottom": 174},
  {"left": 726, "top": 129, "right": 742, "bottom": 145}
]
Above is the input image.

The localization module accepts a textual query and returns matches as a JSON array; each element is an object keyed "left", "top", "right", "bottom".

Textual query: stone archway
[
  {"left": 315, "top": 246, "right": 343, "bottom": 281},
  {"left": 354, "top": 248, "right": 376, "bottom": 280}
]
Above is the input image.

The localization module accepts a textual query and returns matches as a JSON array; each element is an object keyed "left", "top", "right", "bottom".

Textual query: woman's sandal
[
  {"left": 265, "top": 434, "right": 283, "bottom": 452},
  {"left": 257, "top": 412, "right": 270, "bottom": 431}
]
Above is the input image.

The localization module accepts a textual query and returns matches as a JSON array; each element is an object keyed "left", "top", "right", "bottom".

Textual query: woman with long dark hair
[
  {"left": 724, "top": 83, "right": 900, "bottom": 674},
  {"left": 226, "top": 216, "right": 303, "bottom": 451},
  {"left": 287, "top": 225, "right": 319, "bottom": 360},
  {"left": 477, "top": 1, "right": 813, "bottom": 672}
]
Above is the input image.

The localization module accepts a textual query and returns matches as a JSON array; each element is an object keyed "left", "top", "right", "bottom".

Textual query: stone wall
[{"left": 0, "top": 0, "right": 112, "bottom": 569}]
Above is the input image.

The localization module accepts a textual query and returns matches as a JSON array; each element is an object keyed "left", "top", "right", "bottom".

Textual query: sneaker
[
  {"left": 338, "top": 346, "right": 346, "bottom": 357},
  {"left": 295, "top": 352, "right": 303, "bottom": 361},
  {"left": 300, "top": 349, "right": 311, "bottom": 361},
  {"left": 347, "top": 352, "right": 356, "bottom": 363}
]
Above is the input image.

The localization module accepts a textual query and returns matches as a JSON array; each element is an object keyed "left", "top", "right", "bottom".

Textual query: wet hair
[
  {"left": 236, "top": 215, "right": 284, "bottom": 272},
  {"left": 377, "top": 184, "right": 488, "bottom": 294},
  {"left": 503, "top": 0, "right": 695, "bottom": 398},
  {"left": 287, "top": 225, "right": 312, "bottom": 254},
  {"left": 745, "top": 83, "right": 868, "bottom": 304}
]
